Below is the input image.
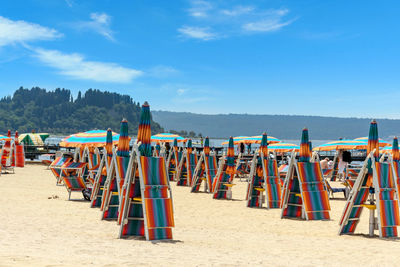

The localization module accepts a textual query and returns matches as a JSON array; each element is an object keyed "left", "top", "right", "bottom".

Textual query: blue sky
[{"left": 0, "top": 0, "right": 399, "bottom": 118}]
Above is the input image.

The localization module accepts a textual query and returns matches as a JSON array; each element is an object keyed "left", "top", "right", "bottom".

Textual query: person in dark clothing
[{"left": 239, "top": 142, "right": 245, "bottom": 154}]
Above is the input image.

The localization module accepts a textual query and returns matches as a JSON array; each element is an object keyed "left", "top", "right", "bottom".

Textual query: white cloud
[
  {"left": 243, "top": 19, "right": 294, "bottom": 32},
  {"left": 65, "top": 0, "right": 73, "bottom": 7},
  {"left": 178, "top": 26, "right": 216, "bottom": 40},
  {"left": 33, "top": 48, "right": 142, "bottom": 83},
  {"left": 221, "top": 6, "right": 254, "bottom": 16},
  {"left": 188, "top": 0, "right": 213, "bottom": 17},
  {"left": 0, "top": 16, "right": 62, "bottom": 46},
  {"left": 76, "top": 12, "right": 114, "bottom": 41},
  {"left": 179, "top": 2, "right": 294, "bottom": 40}
]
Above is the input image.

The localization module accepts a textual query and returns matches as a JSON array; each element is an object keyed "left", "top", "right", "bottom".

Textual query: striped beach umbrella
[
  {"left": 367, "top": 120, "right": 379, "bottom": 160},
  {"left": 137, "top": 101, "right": 152, "bottom": 157},
  {"left": 60, "top": 130, "right": 119, "bottom": 148},
  {"left": 0, "top": 135, "right": 11, "bottom": 141},
  {"left": 226, "top": 137, "right": 235, "bottom": 175},
  {"left": 243, "top": 135, "right": 281, "bottom": 144},
  {"left": 268, "top": 143, "right": 300, "bottom": 153},
  {"left": 117, "top": 119, "right": 130, "bottom": 157},
  {"left": 221, "top": 136, "right": 248, "bottom": 145},
  {"left": 204, "top": 136, "right": 210, "bottom": 155},
  {"left": 5, "top": 130, "right": 11, "bottom": 147},
  {"left": 393, "top": 138, "right": 399, "bottom": 161},
  {"left": 299, "top": 128, "right": 311, "bottom": 162},
  {"left": 151, "top": 133, "right": 186, "bottom": 143},
  {"left": 260, "top": 133, "right": 268, "bottom": 156},
  {"left": 313, "top": 139, "right": 367, "bottom": 151},
  {"left": 354, "top": 136, "right": 390, "bottom": 147}
]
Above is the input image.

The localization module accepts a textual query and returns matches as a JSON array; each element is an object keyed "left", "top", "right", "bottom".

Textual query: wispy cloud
[
  {"left": 188, "top": 0, "right": 213, "bottom": 18},
  {"left": 33, "top": 48, "right": 142, "bottom": 83},
  {"left": 65, "top": 0, "right": 73, "bottom": 7},
  {"left": 178, "top": 26, "right": 216, "bottom": 40},
  {"left": 148, "top": 65, "right": 179, "bottom": 78},
  {"left": 75, "top": 12, "right": 114, "bottom": 41},
  {"left": 179, "top": 1, "right": 294, "bottom": 40},
  {"left": 0, "top": 16, "right": 62, "bottom": 46}
]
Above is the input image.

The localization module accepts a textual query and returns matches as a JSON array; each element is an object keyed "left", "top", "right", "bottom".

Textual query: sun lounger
[{"left": 60, "top": 162, "right": 88, "bottom": 200}]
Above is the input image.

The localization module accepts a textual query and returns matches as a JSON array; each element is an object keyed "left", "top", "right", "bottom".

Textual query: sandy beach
[{"left": 1, "top": 164, "right": 400, "bottom": 266}]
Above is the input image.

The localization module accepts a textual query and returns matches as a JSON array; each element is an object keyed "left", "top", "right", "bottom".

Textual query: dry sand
[{"left": 1, "top": 165, "right": 400, "bottom": 266}]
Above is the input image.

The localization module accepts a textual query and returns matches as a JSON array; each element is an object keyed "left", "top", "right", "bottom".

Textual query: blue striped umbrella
[
  {"left": 60, "top": 130, "right": 119, "bottom": 148},
  {"left": 151, "top": 133, "right": 187, "bottom": 143}
]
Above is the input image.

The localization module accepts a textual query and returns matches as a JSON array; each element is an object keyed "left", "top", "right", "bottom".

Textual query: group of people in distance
[{"left": 320, "top": 150, "right": 352, "bottom": 180}]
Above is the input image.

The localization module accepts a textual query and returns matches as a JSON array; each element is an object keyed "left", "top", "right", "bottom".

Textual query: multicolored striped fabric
[
  {"left": 299, "top": 128, "right": 311, "bottom": 162},
  {"left": 368, "top": 120, "right": 379, "bottom": 160},
  {"left": 205, "top": 154, "right": 218, "bottom": 191},
  {"left": 155, "top": 142, "right": 161, "bottom": 157},
  {"left": 204, "top": 137, "right": 210, "bottom": 155},
  {"left": 141, "top": 156, "right": 174, "bottom": 240},
  {"left": 313, "top": 140, "right": 367, "bottom": 152},
  {"left": 297, "top": 162, "right": 330, "bottom": 220},
  {"left": 392, "top": 137, "right": 399, "bottom": 161},
  {"left": 263, "top": 159, "right": 282, "bottom": 208},
  {"left": 268, "top": 143, "right": 299, "bottom": 153},
  {"left": 282, "top": 175, "right": 303, "bottom": 218},
  {"left": 90, "top": 164, "right": 108, "bottom": 207},
  {"left": 259, "top": 133, "right": 268, "bottom": 156},
  {"left": 105, "top": 128, "right": 114, "bottom": 167},
  {"left": 355, "top": 136, "right": 390, "bottom": 147},
  {"left": 50, "top": 156, "right": 71, "bottom": 180},
  {"left": 60, "top": 129, "right": 119, "bottom": 148},
  {"left": 226, "top": 137, "right": 235, "bottom": 175},
  {"left": 374, "top": 162, "right": 400, "bottom": 237},
  {"left": 137, "top": 102, "right": 152, "bottom": 157},
  {"left": 246, "top": 157, "right": 264, "bottom": 207},
  {"left": 116, "top": 155, "right": 130, "bottom": 192},
  {"left": 212, "top": 171, "right": 233, "bottom": 199},
  {"left": 117, "top": 119, "right": 130, "bottom": 157},
  {"left": 190, "top": 155, "right": 206, "bottom": 193},
  {"left": 1, "top": 130, "right": 13, "bottom": 167},
  {"left": 60, "top": 162, "right": 88, "bottom": 199}
]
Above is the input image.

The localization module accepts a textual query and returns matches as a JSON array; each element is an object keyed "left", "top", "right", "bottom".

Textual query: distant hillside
[
  {"left": 0, "top": 87, "right": 163, "bottom": 135},
  {"left": 152, "top": 111, "right": 400, "bottom": 140}
]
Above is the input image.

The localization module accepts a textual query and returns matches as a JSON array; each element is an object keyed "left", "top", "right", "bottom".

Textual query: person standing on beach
[{"left": 320, "top": 157, "right": 329, "bottom": 171}]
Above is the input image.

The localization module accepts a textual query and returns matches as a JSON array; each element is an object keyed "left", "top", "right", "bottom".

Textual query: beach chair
[
  {"left": 83, "top": 147, "right": 102, "bottom": 185},
  {"left": 234, "top": 153, "right": 247, "bottom": 178},
  {"left": 191, "top": 151, "right": 218, "bottom": 193},
  {"left": 60, "top": 162, "right": 88, "bottom": 200},
  {"left": 166, "top": 145, "right": 182, "bottom": 181},
  {"left": 90, "top": 152, "right": 108, "bottom": 208},
  {"left": 324, "top": 178, "right": 348, "bottom": 199},
  {"left": 100, "top": 148, "right": 122, "bottom": 220},
  {"left": 339, "top": 152, "right": 400, "bottom": 237},
  {"left": 212, "top": 156, "right": 236, "bottom": 200},
  {"left": 118, "top": 143, "right": 175, "bottom": 241},
  {"left": 175, "top": 141, "right": 197, "bottom": 186},
  {"left": 246, "top": 148, "right": 282, "bottom": 208},
  {"left": 50, "top": 155, "right": 72, "bottom": 184},
  {"left": 281, "top": 129, "right": 331, "bottom": 220}
]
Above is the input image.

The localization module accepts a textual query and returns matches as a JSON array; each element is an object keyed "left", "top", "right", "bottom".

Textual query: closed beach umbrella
[
  {"left": 260, "top": 133, "right": 268, "bottom": 156},
  {"left": 226, "top": 137, "right": 235, "bottom": 175},
  {"left": 392, "top": 137, "right": 399, "bottom": 161},
  {"left": 313, "top": 139, "right": 367, "bottom": 151},
  {"left": 204, "top": 136, "right": 210, "bottom": 155},
  {"left": 187, "top": 139, "right": 192, "bottom": 154},
  {"left": 105, "top": 128, "right": 114, "bottom": 166},
  {"left": 137, "top": 101, "right": 152, "bottom": 157},
  {"left": 268, "top": 143, "right": 300, "bottom": 153},
  {"left": 354, "top": 136, "right": 389, "bottom": 147},
  {"left": 151, "top": 133, "right": 186, "bottom": 143},
  {"left": 299, "top": 128, "right": 311, "bottom": 162},
  {"left": 367, "top": 120, "right": 379, "bottom": 160},
  {"left": 60, "top": 130, "right": 119, "bottom": 148},
  {"left": 117, "top": 119, "right": 130, "bottom": 157}
]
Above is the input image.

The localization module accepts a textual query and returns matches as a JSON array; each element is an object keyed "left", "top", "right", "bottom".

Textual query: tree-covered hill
[{"left": 0, "top": 87, "right": 163, "bottom": 135}]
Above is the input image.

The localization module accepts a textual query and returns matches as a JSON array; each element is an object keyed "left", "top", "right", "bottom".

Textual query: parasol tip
[
  {"left": 143, "top": 101, "right": 149, "bottom": 106},
  {"left": 107, "top": 128, "right": 112, "bottom": 131},
  {"left": 371, "top": 119, "right": 377, "bottom": 124},
  {"left": 121, "top": 118, "right": 127, "bottom": 123}
]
